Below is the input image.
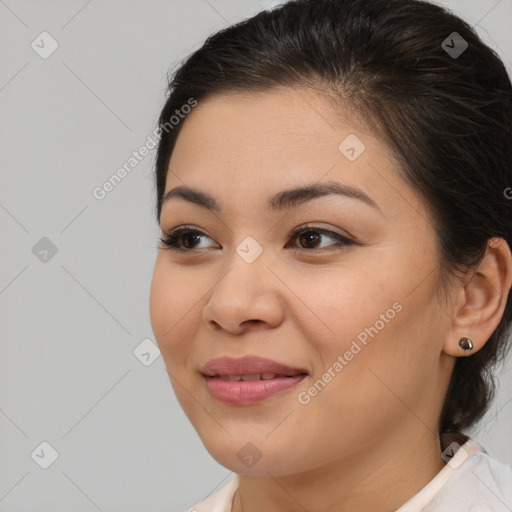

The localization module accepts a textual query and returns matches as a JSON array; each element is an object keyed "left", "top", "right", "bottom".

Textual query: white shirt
[{"left": 186, "top": 435, "right": 512, "bottom": 511}]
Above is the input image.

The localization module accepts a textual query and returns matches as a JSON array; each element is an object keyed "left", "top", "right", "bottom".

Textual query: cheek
[
  {"left": 314, "top": 286, "right": 442, "bottom": 435},
  {"left": 149, "top": 261, "right": 207, "bottom": 418},
  {"left": 304, "top": 272, "right": 400, "bottom": 353},
  {"left": 299, "top": 264, "right": 435, "bottom": 402},
  {"left": 149, "top": 260, "right": 203, "bottom": 364},
  {"left": 149, "top": 263, "right": 172, "bottom": 344}
]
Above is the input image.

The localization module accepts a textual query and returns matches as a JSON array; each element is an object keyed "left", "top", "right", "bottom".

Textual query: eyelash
[{"left": 158, "top": 223, "right": 356, "bottom": 254}]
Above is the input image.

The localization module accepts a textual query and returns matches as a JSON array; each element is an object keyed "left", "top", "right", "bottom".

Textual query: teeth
[
  {"left": 218, "top": 373, "right": 280, "bottom": 381},
  {"left": 241, "top": 374, "right": 262, "bottom": 381}
]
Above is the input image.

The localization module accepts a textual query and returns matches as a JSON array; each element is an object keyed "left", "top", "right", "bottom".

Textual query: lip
[
  {"left": 203, "top": 373, "right": 307, "bottom": 405},
  {"left": 201, "top": 355, "right": 308, "bottom": 377},
  {"left": 200, "top": 355, "right": 309, "bottom": 406}
]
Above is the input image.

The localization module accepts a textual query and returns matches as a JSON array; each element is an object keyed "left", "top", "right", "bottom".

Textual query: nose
[{"left": 201, "top": 245, "right": 285, "bottom": 335}]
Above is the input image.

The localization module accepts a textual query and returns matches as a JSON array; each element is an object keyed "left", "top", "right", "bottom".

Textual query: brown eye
[
  {"left": 158, "top": 224, "right": 355, "bottom": 253},
  {"left": 159, "top": 227, "right": 217, "bottom": 252},
  {"left": 287, "top": 224, "right": 355, "bottom": 252}
]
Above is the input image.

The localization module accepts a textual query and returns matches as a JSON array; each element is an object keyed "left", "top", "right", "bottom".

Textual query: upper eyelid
[
  {"left": 163, "top": 224, "right": 350, "bottom": 238},
  {"left": 289, "top": 224, "right": 354, "bottom": 244},
  {"left": 162, "top": 224, "right": 354, "bottom": 247}
]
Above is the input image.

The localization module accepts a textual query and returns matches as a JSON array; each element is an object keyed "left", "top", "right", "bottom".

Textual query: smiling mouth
[
  {"left": 207, "top": 373, "right": 306, "bottom": 381},
  {"left": 203, "top": 373, "right": 308, "bottom": 405}
]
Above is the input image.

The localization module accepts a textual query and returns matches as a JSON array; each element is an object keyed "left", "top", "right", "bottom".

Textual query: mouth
[
  {"left": 200, "top": 355, "right": 309, "bottom": 405},
  {"left": 201, "top": 354, "right": 309, "bottom": 378},
  {"left": 204, "top": 373, "right": 307, "bottom": 381}
]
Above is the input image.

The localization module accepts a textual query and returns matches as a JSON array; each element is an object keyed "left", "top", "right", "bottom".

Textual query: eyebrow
[{"left": 161, "top": 180, "right": 381, "bottom": 214}]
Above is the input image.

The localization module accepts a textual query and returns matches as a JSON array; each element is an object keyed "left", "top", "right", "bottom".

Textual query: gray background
[{"left": 1, "top": 0, "right": 511, "bottom": 511}]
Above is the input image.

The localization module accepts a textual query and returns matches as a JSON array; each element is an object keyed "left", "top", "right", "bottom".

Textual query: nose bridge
[
  {"left": 218, "top": 234, "right": 269, "bottom": 297},
  {"left": 203, "top": 234, "right": 284, "bottom": 331},
  {"left": 235, "top": 234, "right": 266, "bottom": 266}
]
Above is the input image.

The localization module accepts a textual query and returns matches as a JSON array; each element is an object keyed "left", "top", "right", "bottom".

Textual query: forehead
[
  {"left": 172, "top": 87, "right": 373, "bottom": 159},
  {"left": 163, "top": 87, "right": 422, "bottom": 220}
]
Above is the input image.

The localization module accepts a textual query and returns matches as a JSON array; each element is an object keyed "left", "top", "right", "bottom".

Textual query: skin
[{"left": 149, "top": 86, "right": 512, "bottom": 512}]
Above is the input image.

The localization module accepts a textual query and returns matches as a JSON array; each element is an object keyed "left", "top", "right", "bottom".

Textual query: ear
[{"left": 443, "top": 238, "right": 512, "bottom": 357}]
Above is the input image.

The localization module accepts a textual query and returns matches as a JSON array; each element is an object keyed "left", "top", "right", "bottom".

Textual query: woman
[{"left": 149, "top": 0, "right": 512, "bottom": 510}]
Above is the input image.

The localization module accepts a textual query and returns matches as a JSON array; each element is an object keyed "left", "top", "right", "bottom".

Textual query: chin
[{"left": 200, "top": 436, "right": 302, "bottom": 477}]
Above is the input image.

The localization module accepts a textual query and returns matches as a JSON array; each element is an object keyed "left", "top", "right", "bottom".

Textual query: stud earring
[{"left": 458, "top": 337, "right": 474, "bottom": 351}]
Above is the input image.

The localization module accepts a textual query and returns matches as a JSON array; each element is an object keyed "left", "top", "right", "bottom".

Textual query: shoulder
[
  {"left": 183, "top": 475, "right": 239, "bottom": 512},
  {"left": 425, "top": 441, "right": 512, "bottom": 511},
  {"left": 470, "top": 449, "right": 512, "bottom": 500}
]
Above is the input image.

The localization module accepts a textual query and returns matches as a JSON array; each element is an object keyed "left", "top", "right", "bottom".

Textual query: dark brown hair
[{"left": 153, "top": 0, "right": 512, "bottom": 434}]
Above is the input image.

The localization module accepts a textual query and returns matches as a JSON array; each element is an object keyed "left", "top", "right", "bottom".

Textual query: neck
[{"left": 232, "top": 427, "right": 447, "bottom": 512}]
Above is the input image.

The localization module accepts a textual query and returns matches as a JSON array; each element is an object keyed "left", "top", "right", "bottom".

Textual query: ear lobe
[{"left": 442, "top": 238, "right": 512, "bottom": 358}]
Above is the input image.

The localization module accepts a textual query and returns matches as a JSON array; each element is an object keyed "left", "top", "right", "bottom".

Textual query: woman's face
[{"left": 150, "top": 87, "right": 455, "bottom": 476}]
